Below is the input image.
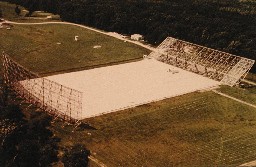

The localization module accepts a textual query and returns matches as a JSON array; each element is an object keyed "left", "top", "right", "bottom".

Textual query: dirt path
[
  {"left": 242, "top": 79, "right": 256, "bottom": 86},
  {"left": 89, "top": 156, "right": 107, "bottom": 167},
  {"left": 239, "top": 160, "right": 256, "bottom": 167},
  {"left": 212, "top": 90, "right": 256, "bottom": 109},
  {"left": 6, "top": 20, "right": 156, "bottom": 52}
]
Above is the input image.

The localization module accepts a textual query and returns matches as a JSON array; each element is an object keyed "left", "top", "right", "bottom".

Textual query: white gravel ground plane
[{"left": 44, "top": 59, "right": 219, "bottom": 119}]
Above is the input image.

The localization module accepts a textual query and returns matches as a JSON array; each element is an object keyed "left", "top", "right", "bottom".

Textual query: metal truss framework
[
  {"left": 149, "top": 37, "right": 255, "bottom": 86},
  {"left": 2, "top": 53, "right": 83, "bottom": 123}
]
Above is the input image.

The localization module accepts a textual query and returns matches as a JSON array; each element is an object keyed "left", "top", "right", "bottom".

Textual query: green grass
[
  {"left": 0, "top": 24, "right": 150, "bottom": 74},
  {"left": 217, "top": 85, "right": 256, "bottom": 105},
  {"left": 52, "top": 91, "right": 256, "bottom": 166}
]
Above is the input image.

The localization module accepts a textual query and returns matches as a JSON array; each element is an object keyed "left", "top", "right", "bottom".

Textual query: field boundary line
[
  {"left": 212, "top": 90, "right": 256, "bottom": 109},
  {"left": 89, "top": 156, "right": 107, "bottom": 167},
  {"left": 39, "top": 57, "right": 142, "bottom": 76}
]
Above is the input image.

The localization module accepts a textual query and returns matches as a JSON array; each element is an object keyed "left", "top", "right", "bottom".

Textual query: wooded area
[
  {"left": 1, "top": 0, "right": 256, "bottom": 72},
  {"left": 0, "top": 81, "right": 90, "bottom": 166}
]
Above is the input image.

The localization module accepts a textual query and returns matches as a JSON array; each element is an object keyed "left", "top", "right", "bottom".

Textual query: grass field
[
  {"left": 217, "top": 85, "right": 256, "bottom": 105},
  {"left": 1, "top": 2, "right": 256, "bottom": 166},
  {"left": 0, "top": 24, "right": 150, "bottom": 74},
  {"left": 53, "top": 91, "right": 256, "bottom": 166},
  {"left": 0, "top": 2, "right": 149, "bottom": 75}
]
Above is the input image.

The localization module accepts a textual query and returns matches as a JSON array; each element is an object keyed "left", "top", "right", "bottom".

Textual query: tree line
[{"left": 2, "top": 0, "right": 256, "bottom": 72}]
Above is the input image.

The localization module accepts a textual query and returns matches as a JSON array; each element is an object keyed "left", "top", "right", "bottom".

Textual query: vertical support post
[
  {"left": 69, "top": 100, "right": 72, "bottom": 122},
  {"left": 42, "top": 78, "right": 45, "bottom": 109}
]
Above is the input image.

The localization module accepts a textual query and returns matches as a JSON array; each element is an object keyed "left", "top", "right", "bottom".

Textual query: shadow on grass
[{"left": 76, "top": 122, "right": 97, "bottom": 131}]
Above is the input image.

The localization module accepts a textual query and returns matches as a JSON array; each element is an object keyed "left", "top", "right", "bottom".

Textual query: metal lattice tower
[
  {"left": 2, "top": 53, "right": 83, "bottom": 123},
  {"left": 148, "top": 37, "right": 255, "bottom": 86}
]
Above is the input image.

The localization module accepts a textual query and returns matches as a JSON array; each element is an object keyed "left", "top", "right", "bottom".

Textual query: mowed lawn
[
  {"left": 53, "top": 91, "right": 256, "bottom": 166},
  {"left": 0, "top": 24, "right": 150, "bottom": 74}
]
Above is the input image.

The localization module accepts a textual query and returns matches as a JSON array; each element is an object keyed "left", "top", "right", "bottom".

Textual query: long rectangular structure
[
  {"left": 3, "top": 53, "right": 220, "bottom": 120},
  {"left": 4, "top": 36, "right": 253, "bottom": 120},
  {"left": 149, "top": 37, "right": 255, "bottom": 86},
  {"left": 45, "top": 59, "right": 219, "bottom": 119}
]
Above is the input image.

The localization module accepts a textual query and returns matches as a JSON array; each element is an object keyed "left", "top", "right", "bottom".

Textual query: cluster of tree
[
  {"left": 0, "top": 81, "right": 90, "bottom": 166},
  {"left": 0, "top": 93, "right": 59, "bottom": 166},
  {"left": 2, "top": 0, "right": 256, "bottom": 72},
  {"left": 62, "top": 144, "right": 90, "bottom": 167}
]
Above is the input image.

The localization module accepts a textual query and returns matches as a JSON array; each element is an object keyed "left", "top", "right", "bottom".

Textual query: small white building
[{"left": 131, "top": 34, "right": 143, "bottom": 41}]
